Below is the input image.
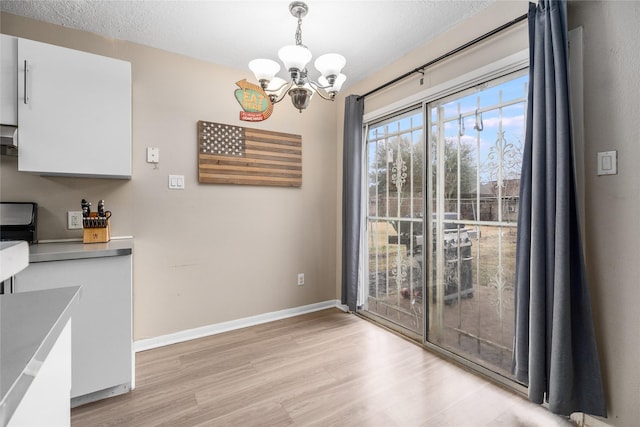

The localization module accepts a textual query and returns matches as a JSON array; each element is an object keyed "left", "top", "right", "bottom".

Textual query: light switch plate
[
  {"left": 597, "top": 150, "right": 617, "bottom": 176},
  {"left": 168, "top": 174, "right": 185, "bottom": 190}
]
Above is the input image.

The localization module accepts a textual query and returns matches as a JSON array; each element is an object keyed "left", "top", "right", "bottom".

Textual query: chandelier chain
[{"left": 295, "top": 14, "right": 304, "bottom": 47}]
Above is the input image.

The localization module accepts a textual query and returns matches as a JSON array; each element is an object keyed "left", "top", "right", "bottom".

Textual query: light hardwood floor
[{"left": 71, "top": 309, "right": 574, "bottom": 426}]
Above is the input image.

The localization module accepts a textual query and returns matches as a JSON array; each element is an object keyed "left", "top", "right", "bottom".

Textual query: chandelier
[{"left": 247, "top": 1, "right": 347, "bottom": 113}]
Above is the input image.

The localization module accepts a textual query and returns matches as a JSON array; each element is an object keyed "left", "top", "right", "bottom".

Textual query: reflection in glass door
[
  {"left": 427, "top": 70, "right": 528, "bottom": 377},
  {"left": 364, "top": 108, "right": 424, "bottom": 335}
]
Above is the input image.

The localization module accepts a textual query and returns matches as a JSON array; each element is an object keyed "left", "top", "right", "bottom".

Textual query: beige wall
[{"left": 0, "top": 13, "right": 338, "bottom": 340}]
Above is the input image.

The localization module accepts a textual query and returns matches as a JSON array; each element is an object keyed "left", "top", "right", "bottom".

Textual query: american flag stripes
[{"left": 198, "top": 121, "right": 302, "bottom": 187}]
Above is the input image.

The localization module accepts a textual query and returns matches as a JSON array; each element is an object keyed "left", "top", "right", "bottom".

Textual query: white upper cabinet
[
  {"left": 16, "top": 37, "right": 131, "bottom": 178},
  {"left": 1, "top": 35, "right": 18, "bottom": 126}
]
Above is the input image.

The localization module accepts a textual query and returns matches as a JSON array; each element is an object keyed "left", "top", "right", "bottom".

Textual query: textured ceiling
[{"left": 0, "top": 0, "right": 497, "bottom": 88}]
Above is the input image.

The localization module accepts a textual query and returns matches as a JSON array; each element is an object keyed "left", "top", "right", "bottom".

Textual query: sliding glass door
[{"left": 362, "top": 68, "right": 528, "bottom": 379}]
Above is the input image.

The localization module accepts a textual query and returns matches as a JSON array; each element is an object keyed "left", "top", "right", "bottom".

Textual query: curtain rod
[{"left": 357, "top": 12, "right": 528, "bottom": 101}]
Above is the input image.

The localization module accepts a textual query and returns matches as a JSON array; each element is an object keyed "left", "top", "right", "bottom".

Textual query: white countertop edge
[{"left": 28, "top": 239, "right": 133, "bottom": 263}]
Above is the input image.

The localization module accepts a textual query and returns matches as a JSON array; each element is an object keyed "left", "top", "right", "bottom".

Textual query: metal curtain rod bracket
[
  {"left": 357, "top": 12, "right": 528, "bottom": 101},
  {"left": 416, "top": 67, "right": 425, "bottom": 85}
]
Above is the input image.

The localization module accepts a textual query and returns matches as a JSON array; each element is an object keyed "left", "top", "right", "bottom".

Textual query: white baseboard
[{"left": 134, "top": 299, "right": 343, "bottom": 352}]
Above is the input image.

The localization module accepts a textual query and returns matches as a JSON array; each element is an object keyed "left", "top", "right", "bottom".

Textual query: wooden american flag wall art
[{"left": 197, "top": 121, "right": 302, "bottom": 187}]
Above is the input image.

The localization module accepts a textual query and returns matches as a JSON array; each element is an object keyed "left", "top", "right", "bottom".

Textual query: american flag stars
[{"left": 199, "top": 122, "right": 245, "bottom": 157}]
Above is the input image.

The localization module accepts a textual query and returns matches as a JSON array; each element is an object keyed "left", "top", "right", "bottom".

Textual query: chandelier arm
[
  {"left": 268, "top": 80, "right": 295, "bottom": 104},
  {"left": 308, "top": 81, "right": 336, "bottom": 101},
  {"left": 265, "top": 79, "right": 292, "bottom": 95},
  {"left": 309, "top": 79, "right": 333, "bottom": 91},
  {"left": 270, "top": 95, "right": 289, "bottom": 105}
]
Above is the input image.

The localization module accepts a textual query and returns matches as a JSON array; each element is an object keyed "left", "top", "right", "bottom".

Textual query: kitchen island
[{"left": 0, "top": 286, "right": 80, "bottom": 426}]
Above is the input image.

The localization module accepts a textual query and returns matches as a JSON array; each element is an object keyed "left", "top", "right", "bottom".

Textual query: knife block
[{"left": 83, "top": 216, "right": 111, "bottom": 244}]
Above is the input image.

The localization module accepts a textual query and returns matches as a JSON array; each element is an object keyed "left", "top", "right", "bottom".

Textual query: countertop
[
  {"left": 28, "top": 239, "right": 133, "bottom": 263},
  {"left": 0, "top": 286, "right": 80, "bottom": 425}
]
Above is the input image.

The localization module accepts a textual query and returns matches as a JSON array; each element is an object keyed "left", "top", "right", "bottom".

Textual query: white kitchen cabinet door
[
  {"left": 14, "top": 255, "right": 132, "bottom": 401},
  {"left": 1, "top": 34, "right": 18, "bottom": 126},
  {"left": 17, "top": 38, "right": 131, "bottom": 178}
]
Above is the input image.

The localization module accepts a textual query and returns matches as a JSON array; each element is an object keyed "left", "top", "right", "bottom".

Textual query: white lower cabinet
[{"left": 14, "top": 255, "right": 132, "bottom": 404}]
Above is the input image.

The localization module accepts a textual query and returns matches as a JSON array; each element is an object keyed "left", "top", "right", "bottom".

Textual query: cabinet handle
[{"left": 23, "top": 60, "right": 29, "bottom": 104}]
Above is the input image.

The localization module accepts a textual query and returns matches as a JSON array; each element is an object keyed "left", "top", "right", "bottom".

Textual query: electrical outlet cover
[{"left": 67, "top": 211, "right": 83, "bottom": 229}]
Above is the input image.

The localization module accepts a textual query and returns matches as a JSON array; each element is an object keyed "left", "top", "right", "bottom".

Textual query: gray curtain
[
  {"left": 341, "top": 95, "right": 364, "bottom": 311},
  {"left": 514, "top": 0, "right": 606, "bottom": 417}
]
